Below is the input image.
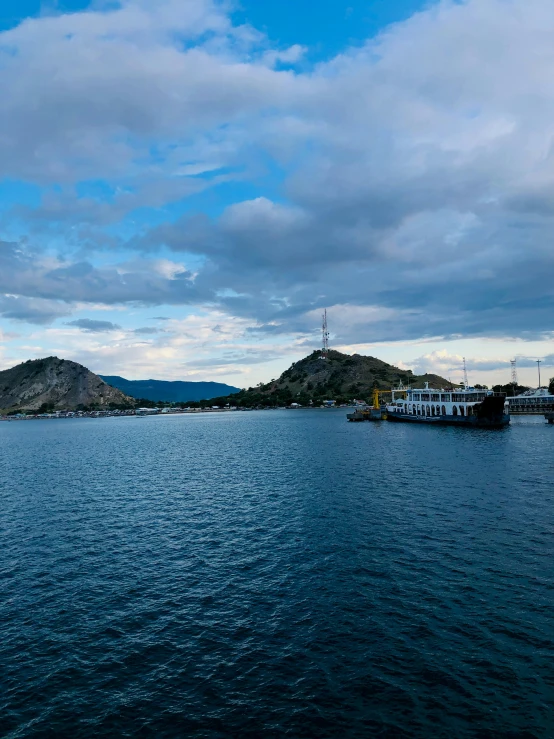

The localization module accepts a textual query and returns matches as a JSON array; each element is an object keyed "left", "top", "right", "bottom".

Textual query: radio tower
[
  {"left": 463, "top": 357, "right": 469, "bottom": 389},
  {"left": 510, "top": 359, "right": 518, "bottom": 386},
  {"left": 321, "top": 309, "right": 330, "bottom": 360}
]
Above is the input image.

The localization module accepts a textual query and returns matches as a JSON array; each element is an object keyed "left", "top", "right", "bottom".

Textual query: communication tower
[
  {"left": 463, "top": 357, "right": 469, "bottom": 389},
  {"left": 321, "top": 309, "right": 330, "bottom": 360},
  {"left": 510, "top": 359, "right": 518, "bottom": 386}
]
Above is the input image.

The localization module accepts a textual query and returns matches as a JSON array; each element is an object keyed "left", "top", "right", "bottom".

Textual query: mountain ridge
[{"left": 100, "top": 376, "right": 241, "bottom": 403}]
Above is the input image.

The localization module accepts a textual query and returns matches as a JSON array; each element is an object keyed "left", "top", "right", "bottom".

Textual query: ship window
[
  {"left": 413, "top": 406, "right": 416, "bottom": 415},
  {"left": 442, "top": 405, "right": 446, "bottom": 415},
  {"left": 431, "top": 405, "right": 436, "bottom": 416},
  {"left": 426, "top": 405, "right": 431, "bottom": 416},
  {"left": 459, "top": 405, "right": 465, "bottom": 416},
  {"left": 452, "top": 405, "right": 458, "bottom": 416},
  {"left": 431, "top": 394, "right": 440, "bottom": 402},
  {"left": 441, "top": 394, "right": 451, "bottom": 402}
]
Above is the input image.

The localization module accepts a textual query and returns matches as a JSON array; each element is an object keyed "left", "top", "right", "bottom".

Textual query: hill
[
  {"left": 100, "top": 376, "right": 241, "bottom": 403},
  {"left": 204, "top": 350, "right": 452, "bottom": 407},
  {"left": 0, "top": 357, "right": 134, "bottom": 412}
]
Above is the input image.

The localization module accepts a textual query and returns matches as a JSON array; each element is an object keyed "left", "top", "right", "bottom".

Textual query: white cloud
[
  {"left": 8, "top": 308, "right": 303, "bottom": 383},
  {"left": 0, "top": 0, "right": 305, "bottom": 183}
]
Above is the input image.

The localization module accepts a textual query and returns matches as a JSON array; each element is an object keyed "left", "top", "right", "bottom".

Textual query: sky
[{"left": 0, "top": 0, "right": 553, "bottom": 389}]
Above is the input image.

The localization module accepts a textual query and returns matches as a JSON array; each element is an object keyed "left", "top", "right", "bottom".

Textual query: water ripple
[{"left": 1, "top": 411, "right": 553, "bottom": 737}]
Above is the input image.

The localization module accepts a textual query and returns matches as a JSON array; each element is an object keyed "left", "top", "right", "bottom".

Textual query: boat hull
[{"left": 385, "top": 411, "right": 510, "bottom": 428}]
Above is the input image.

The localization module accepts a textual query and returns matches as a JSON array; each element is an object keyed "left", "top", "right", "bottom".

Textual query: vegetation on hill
[
  {"left": 194, "top": 350, "right": 453, "bottom": 408},
  {"left": 492, "top": 382, "right": 531, "bottom": 396}
]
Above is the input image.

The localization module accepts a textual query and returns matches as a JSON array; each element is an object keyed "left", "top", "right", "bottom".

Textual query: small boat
[
  {"left": 135, "top": 407, "right": 161, "bottom": 416},
  {"left": 385, "top": 383, "right": 509, "bottom": 428}
]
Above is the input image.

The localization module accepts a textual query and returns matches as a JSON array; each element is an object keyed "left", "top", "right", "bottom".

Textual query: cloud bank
[{"left": 0, "top": 0, "right": 553, "bottom": 380}]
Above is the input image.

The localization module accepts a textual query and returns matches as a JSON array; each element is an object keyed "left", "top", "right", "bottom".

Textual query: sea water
[{"left": 1, "top": 411, "right": 553, "bottom": 737}]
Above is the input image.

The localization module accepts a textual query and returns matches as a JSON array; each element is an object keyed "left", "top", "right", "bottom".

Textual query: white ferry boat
[{"left": 385, "top": 383, "right": 510, "bottom": 428}]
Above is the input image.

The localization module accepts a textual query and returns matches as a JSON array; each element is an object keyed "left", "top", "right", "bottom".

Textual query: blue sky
[
  {"left": 0, "top": 0, "right": 553, "bottom": 388},
  {"left": 2, "top": 0, "right": 430, "bottom": 44}
]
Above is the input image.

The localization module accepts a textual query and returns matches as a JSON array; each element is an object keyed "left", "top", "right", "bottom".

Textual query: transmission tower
[
  {"left": 321, "top": 309, "right": 329, "bottom": 360},
  {"left": 463, "top": 357, "right": 469, "bottom": 389},
  {"left": 510, "top": 359, "right": 518, "bottom": 386}
]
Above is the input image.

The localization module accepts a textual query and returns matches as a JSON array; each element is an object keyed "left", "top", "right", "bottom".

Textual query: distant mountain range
[
  {"left": 0, "top": 352, "right": 450, "bottom": 413},
  {"left": 0, "top": 357, "right": 134, "bottom": 412},
  {"left": 100, "top": 376, "right": 241, "bottom": 403}
]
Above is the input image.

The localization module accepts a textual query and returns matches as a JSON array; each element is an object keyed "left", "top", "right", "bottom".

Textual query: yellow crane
[{"left": 372, "top": 387, "right": 407, "bottom": 409}]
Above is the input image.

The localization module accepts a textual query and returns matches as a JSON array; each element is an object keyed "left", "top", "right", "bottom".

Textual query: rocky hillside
[
  {"left": 209, "top": 350, "right": 452, "bottom": 407},
  {"left": 0, "top": 357, "right": 134, "bottom": 412}
]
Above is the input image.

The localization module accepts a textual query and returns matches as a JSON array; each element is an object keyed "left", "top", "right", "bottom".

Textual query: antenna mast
[
  {"left": 321, "top": 309, "right": 329, "bottom": 360},
  {"left": 463, "top": 357, "right": 469, "bottom": 389},
  {"left": 510, "top": 358, "right": 518, "bottom": 387}
]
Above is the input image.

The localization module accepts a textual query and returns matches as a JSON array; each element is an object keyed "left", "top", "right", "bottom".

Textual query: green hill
[{"left": 204, "top": 350, "right": 452, "bottom": 408}]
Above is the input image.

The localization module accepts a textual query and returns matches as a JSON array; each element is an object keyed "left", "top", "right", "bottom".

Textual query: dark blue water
[{"left": 1, "top": 411, "right": 553, "bottom": 738}]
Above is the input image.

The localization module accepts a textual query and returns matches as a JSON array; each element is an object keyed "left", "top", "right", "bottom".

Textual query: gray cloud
[
  {"left": 0, "top": 295, "right": 73, "bottom": 324},
  {"left": 183, "top": 349, "right": 285, "bottom": 368},
  {"left": 133, "top": 327, "right": 159, "bottom": 335},
  {"left": 2, "top": 0, "right": 554, "bottom": 347},
  {"left": 0, "top": 241, "right": 204, "bottom": 310},
  {"left": 66, "top": 318, "right": 122, "bottom": 332},
  {"left": 514, "top": 355, "right": 554, "bottom": 369},
  {"left": 407, "top": 352, "right": 554, "bottom": 381}
]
